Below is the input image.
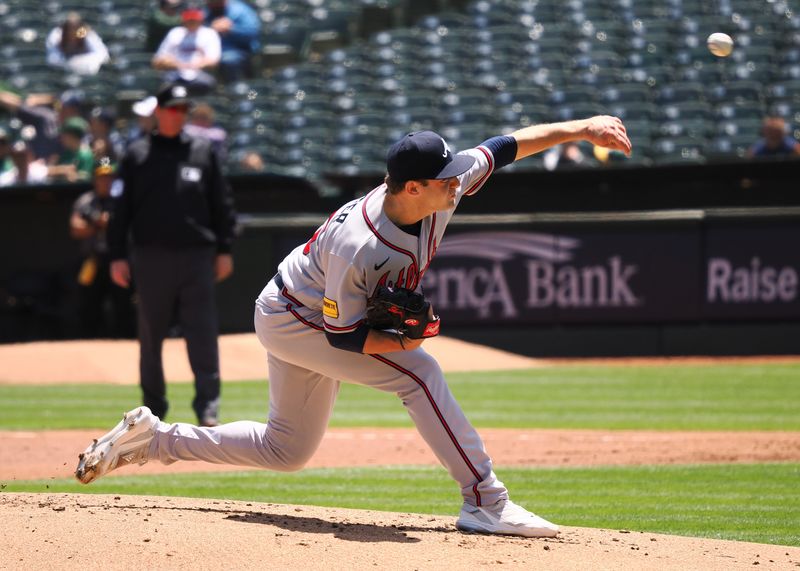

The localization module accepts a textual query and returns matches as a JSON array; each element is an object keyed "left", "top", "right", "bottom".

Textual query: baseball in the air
[{"left": 707, "top": 33, "right": 734, "bottom": 57}]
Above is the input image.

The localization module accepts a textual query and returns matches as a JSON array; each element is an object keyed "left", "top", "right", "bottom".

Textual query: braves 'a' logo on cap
[{"left": 440, "top": 137, "right": 451, "bottom": 158}]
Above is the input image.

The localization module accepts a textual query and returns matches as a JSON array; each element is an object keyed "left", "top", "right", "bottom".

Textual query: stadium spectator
[
  {"left": 205, "top": 0, "right": 260, "bottom": 81},
  {"left": 0, "top": 141, "right": 49, "bottom": 186},
  {"left": 47, "top": 117, "right": 94, "bottom": 182},
  {"left": 146, "top": 0, "right": 185, "bottom": 53},
  {"left": 152, "top": 6, "right": 221, "bottom": 94},
  {"left": 89, "top": 106, "right": 125, "bottom": 161},
  {"left": 70, "top": 162, "right": 136, "bottom": 338},
  {"left": 238, "top": 150, "right": 264, "bottom": 172},
  {"left": 0, "top": 89, "right": 86, "bottom": 161},
  {"left": 543, "top": 142, "right": 587, "bottom": 170},
  {"left": 748, "top": 117, "right": 800, "bottom": 158},
  {"left": 184, "top": 102, "right": 227, "bottom": 160},
  {"left": 45, "top": 12, "right": 110, "bottom": 76}
]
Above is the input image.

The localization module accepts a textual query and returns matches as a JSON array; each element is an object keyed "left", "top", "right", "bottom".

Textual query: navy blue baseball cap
[
  {"left": 156, "top": 83, "right": 192, "bottom": 108},
  {"left": 387, "top": 130, "right": 475, "bottom": 182}
]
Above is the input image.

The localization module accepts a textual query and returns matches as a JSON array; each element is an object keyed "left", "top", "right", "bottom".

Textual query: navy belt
[{"left": 273, "top": 272, "right": 284, "bottom": 290}]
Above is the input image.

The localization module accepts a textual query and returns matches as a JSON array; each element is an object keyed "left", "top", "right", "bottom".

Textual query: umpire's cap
[
  {"left": 156, "top": 83, "right": 192, "bottom": 108},
  {"left": 387, "top": 130, "right": 475, "bottom": 182}
]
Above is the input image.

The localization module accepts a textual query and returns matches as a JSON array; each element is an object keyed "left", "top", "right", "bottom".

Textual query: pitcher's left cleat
[
  {"left": 75, "top": 406, "right": 158, "bottom": 484},
  {"left": 456, "top": 499, "right": 559, "bottom": 538}
]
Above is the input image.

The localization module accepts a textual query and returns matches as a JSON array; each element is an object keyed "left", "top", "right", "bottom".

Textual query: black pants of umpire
[{"left": 131, "top": 245, "right": 220, "bottom": 422}]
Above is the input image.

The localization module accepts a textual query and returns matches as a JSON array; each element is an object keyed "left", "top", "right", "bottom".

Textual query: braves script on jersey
[{"left": 276, "top": 146, "right": 494, "bottom": 331}]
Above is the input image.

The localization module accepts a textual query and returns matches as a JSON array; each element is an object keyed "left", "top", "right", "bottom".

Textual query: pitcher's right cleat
[
  {"left": 75, "top": 406, "right": 158, "bottom": 484},
  {"left": 456, "top": 499, "right": 560, "bottom": 538}
]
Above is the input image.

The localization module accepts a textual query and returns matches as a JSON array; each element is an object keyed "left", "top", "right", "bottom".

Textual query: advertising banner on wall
[
  {"left": 422, "top": 228, "right": 701, "bottom": 325},
  {"left": 703, "top": 223, "right": 800, "bottom": 319}
]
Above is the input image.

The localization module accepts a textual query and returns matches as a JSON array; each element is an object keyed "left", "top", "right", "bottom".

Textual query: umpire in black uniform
[{"left": 108, "top": 83, "right": 236, "bottom": 426}]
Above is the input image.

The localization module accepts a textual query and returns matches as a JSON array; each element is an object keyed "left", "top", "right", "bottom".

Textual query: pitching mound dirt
[{"left": 2, "top": 493, "right": 797, "bottom": 571}]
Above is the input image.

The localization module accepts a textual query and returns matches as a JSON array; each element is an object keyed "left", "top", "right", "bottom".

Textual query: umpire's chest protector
[{"left": 127, "top": 134, "right": 215, "bottom": 223}]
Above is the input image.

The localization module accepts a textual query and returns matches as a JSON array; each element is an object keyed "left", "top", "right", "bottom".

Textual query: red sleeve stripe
[
  {"left": 323, "top": 319, "right": 364, "bottom": 332},
  {"left": 464, "top": 147, "right": 494, "bottom": 196}
]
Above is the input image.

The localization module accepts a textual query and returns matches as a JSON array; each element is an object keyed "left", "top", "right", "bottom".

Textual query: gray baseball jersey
[
  {"left": 278, "top": 145, "right": 493, "bottom": 327},
  {"left": 147, "top": 144, "right": 510, "bottom": 507}
]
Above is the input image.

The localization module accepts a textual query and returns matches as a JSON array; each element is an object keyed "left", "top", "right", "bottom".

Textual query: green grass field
[
  {"left": 1, "top": 364, "right": 799, "bottom": 430},
  {"left": 2, "top": 363, "right": 799, "bottom": 546}
]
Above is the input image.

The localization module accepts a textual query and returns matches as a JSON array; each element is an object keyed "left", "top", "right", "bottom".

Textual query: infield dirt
[{"left": 1, "top": 335, "right": 799, "bottom": 569}]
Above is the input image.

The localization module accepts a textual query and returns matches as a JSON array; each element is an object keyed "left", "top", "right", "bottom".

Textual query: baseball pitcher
[{"left": 76, "top": 116, "right": 631, "bottom": 538}]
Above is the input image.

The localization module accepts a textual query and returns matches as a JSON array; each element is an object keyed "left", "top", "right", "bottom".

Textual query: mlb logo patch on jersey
[
  {"left": 323, "top": 297, "right": 339, "bottom": 319},
  {"left": 181, "top": 166, "right": 202, "bottom": 182}
]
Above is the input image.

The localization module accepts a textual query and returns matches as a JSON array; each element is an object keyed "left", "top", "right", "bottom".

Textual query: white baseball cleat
[
  {"left": 75, "top": 406, "right": 159, "bottom": 484},
  {"left": 456, "top": 499, "right": 560, "bottom": 538}
]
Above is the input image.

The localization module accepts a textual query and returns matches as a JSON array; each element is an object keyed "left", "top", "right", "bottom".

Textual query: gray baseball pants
[{"left": 148, "top": 277, "right": 508, "bottom": 507}]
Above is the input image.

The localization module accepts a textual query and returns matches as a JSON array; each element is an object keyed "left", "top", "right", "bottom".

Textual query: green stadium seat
[
  {"left": 715, "top": 101, "right": 766, "bottom": 121},
  {"left": 357, "top": 0, "right": 403, "bottom": 38},
  {"left": 657, "top": 82, "right": 707, "bottom": 104},
  {"left": 307, "top": 6, "right": 359, "bottom": 55},
  {"left": 438, "top": 124, "right": 487, "bottom": 152},
  {"left": 708, "top": 80, "right": 764, "bottom": 105},
  {"left": 660, "top": 101, "right": 713, "bottom": 121},
  {"left": 600, "top": 84, "right": 655, "bottom": 104},
  {"left": 675, "top": 63, "right": 726, "bottom": 84},
  {"left": 442, "top": 105, "right": 497, "bottom": 127},
  {"left": 388, "top": 90, "right": 439, "bottom": 109},
  {"left": 717, "top": 118, "right": 763, "bottom": 138},
  {"left": 620, "top": 65, "right": 674, "bottom": 87},
  {"left": 707, "top": 135, "right": 754, "bottom": 159},
  {"left": 652, "top": 149, "right": 707, "bottom": 165},
  {"left": 552, "top": 102, "right": 608, "bottom": 122},
  {"left": 659, "top": 118, "right": 714, "bottom": 140},
  {"left": 608, "top": 102, "right": 659, "bottom": 121},
  {"left": 549, "top": 85, "right": 599, "bottom": 105},
  {"left": 767, "top": 79, "right": 800, "bottom": 103},
  {"left": 387, "top": 107, "right": 438, "bottom": 131},
  {"left": 260, "top": 21, "right": 309, "bottom": 69}
]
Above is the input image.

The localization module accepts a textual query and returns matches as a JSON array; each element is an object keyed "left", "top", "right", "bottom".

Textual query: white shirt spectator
[
  {"left": 46, "top": 24, "right": 110, "bottom": 75},
  {"left": 155, "top": 25, "right": 221, "bottom": 72}
]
